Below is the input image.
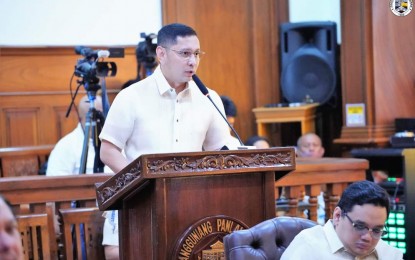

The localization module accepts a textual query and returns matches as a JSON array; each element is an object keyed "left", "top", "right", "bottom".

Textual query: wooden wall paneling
[
  {"left": 339, "top": 0, "right": 371, "bottom": 103},
  {"left": 0, "top": 1, "right": 290, "bottom": 148},
  {"left": 250, "top": 0, "right": 289, "bottom": 144},
  {"left": 0, "top": 47, "right": 137, "bottom": 147},
  {"left": 1, "top": 49, "right": 84, "bottom": 91},
  {"left": 254, "top": 0, "right": 289, "bottom": 147},
  {"left": 372, "top": 1, "right": 415, "bottom": 123},
  {"left": 3, "top": 107, "right": 40, "bottom": 146},
  {"left": 0, "top": 93, "right": 125, "bottom": 147},
  {"left": 3, "top": 1, "right": 413, "bottom": 152},
  {"left": 163, "top": 0, "right": 254, "bottom": 141},
  {"left": 162, "top": 0, "right": 289, "bottom": 142},
  {"left": 252, "top": 0, "right": 289, "bottom": 107},
  {"left": 197, "top": 0, "right": 258, "bottom": 141},
  {"left": 53, "top": 104, "right": 78, "bottom": 141},
  {"left": 336, "top": 0, "right": 376, "bottom": 145},
  {"left": 0, "top": 95, "right": 77, "bottom": 147},
  {"left": 336, "top": 0, "right": 415, "bottom": 147},
  {"left": 0, "top": 47, "right": 138, "bottom": 92}
]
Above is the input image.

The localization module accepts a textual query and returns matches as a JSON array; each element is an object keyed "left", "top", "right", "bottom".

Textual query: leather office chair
[{"left": 224, "top": 216, "right": 316, "bottom": 260}]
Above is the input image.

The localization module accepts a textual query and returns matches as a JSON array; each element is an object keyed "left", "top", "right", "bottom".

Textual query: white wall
[
  {"left": 289, "top": 0, "right": 341, "bottom": 43},
  {"left": 0, "top": 0, "right": 162, "bottom": 46},
  {"left": 0, "top": 0, "right": 341, "bottom": 46}
]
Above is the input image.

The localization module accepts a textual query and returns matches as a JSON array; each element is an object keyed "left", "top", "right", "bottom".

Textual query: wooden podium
[{"left": 96, "top": 147, "right": 295, "bottom": 259}]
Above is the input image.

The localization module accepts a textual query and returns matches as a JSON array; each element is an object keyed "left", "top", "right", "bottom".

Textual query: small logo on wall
[{"left": 390, "top": 0, "right": 413, "bottom": 16}]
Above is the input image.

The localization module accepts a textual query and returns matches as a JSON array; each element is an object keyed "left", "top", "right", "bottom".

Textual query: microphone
[
  {"left": 192, "top": 74, "right": 246, "bottom": 148},
  {"left": 192, "top": 74, "right": 209, "bottom": 95},
  {"left": 97, "top": 50, "right": 110, "bottom": 58},
  {"left": 75, "top": 46, "right": 110, "bottom": 59}
]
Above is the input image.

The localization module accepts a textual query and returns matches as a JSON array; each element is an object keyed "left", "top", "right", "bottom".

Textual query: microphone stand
[
  {"left": 192, "top": 74, "right": 254, "bottom": 149},
  {"left": 204, "top": 94, "right": 244, "bottom": 147}
]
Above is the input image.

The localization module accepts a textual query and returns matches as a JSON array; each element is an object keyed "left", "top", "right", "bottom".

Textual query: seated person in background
[
  {"left": 220, "top": 95, "right": 241, "bottom": 148},
  {"left": 296, "top": 132, "right": 325, "bottom": 158},
  {"left": 281, "top": 180, "right": 403, "bottom": 260},
  {"left": 296, "top": 132, "right": 325, "bottom": 224},
  {"left": 245, "top": 135, "right": 271, "bottom": 149},
  {"left": 0, "top": 195, "right": 24, "bottom": 260},
  {"left": 46, "top": 95, "right": 110, "bottom": 175}
]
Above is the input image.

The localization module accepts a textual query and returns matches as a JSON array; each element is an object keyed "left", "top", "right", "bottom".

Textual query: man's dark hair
[
  {"left": 157, "top": 23, "right": 197, "bottom": 47},
  {"left": 337, "top": 180, "right": 390, "bottom": 216},
  {"left": 220, "top": 96, "right": 237, "bottom": 117}
]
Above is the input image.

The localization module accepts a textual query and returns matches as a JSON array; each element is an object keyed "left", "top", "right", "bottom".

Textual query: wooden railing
[
  {"left": 1, "top": 174, "right": 111, "bottom": 214},
  {"left": 1, "top": 154, "right": 368, "bottom": 258},
  {"left": 1, "top": 174, "right": 112, "bottom": 259},
  {"left": 275, "top": 157, "right": 369, "bottom": 222}
]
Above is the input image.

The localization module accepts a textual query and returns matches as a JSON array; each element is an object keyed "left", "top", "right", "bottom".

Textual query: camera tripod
[
  {"left": 78, "top": 91, "right": 105, "bottom": 174},
  {"left": 64, "top": 89, "right": 105, "bottom": 260}
]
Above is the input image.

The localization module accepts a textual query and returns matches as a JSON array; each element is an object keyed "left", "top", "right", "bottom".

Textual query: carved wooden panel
[{"left": 96, "top": 148, "right": 295, "bottom": 210}]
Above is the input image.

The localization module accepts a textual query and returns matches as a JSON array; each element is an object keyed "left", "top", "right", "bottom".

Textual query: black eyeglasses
[
  {"left": 342, "top": 212, "right": 387, "bottom": 239},
  {"left": 162, "top": 46, "right": 205, "bottom": 60}
]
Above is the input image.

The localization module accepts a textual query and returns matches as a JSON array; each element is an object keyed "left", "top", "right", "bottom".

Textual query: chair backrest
[
  {"left": 223, "top": 216, "right": 317, "bottom": 260},
  {"left": 0, "top": 145, "right": 54, "bottom": 177},
  {"left": 16, "top": 202, "right": 58, "bottom": 260},
  {"left": 58, "top": 207, "right": 105, "bottom": 260},
  {"left": 16, "top": 213, "right": 53, "bottom": 260}
]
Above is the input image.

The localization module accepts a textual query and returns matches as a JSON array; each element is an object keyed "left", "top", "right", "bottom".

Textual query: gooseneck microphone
[
  {"left": 192, "top": 74, "right": 210, "bottom": 95},
  {"left": 192, "top": 74, "right": 244, "bottom": 147}
]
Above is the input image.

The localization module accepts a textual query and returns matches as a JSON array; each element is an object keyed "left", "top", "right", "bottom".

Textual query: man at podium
[{"left": 99, "top": 23, "right": 232, "bottom": 259}]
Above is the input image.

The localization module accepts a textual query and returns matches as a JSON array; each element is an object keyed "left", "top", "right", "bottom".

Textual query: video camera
[
  {"left": 74, "top": 46, "right": 123, "bottom": 91},
  {"left": 136, "top": 33, "right": 158, "bottom": 70}
]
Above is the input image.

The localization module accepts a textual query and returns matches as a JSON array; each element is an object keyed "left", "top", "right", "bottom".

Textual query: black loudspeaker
[{"left": 280, "top": 21, "right": 338, "bottom": 105}]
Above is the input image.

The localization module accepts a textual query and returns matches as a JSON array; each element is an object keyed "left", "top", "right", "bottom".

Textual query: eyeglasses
[
  {"left": 342, "top": 212, "right": 387, "bottom": 239},
  {"left": 162, "top": 46, "right": 205, "bottom": 60}
]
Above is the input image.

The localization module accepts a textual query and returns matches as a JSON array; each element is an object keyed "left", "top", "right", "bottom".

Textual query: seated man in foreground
[
  {"left": 281, "top": 180, "right": 403, "bottom": 260},
  {"left": 0, "top": 195, "right": 24, "bottom": 260}
]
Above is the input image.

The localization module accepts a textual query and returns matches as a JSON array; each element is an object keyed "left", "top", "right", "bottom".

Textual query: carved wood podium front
[{"left": 96, "top": 148, "right": 295, "bottom": 259}]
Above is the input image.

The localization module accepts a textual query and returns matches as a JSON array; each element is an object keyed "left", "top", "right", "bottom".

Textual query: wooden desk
[{"left": 252, "top": 103, "right": 319, "bottom": 137}]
